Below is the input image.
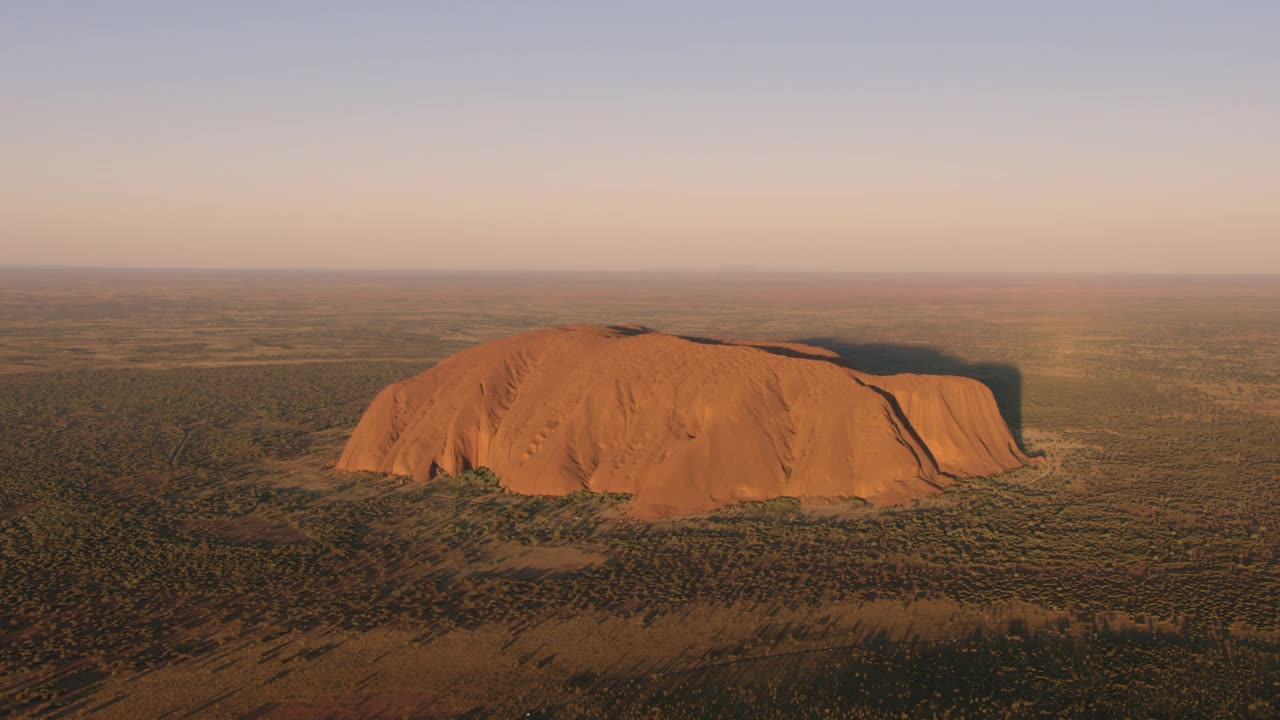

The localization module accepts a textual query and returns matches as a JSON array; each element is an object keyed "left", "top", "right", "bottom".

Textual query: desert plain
[{"left": 2, "top": 268, "right": 1280, "bottom": 718}]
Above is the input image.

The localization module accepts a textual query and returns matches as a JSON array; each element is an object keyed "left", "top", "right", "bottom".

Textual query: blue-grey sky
[{"left": 3, "top": 1, "right": 1278, "bottom": 272}]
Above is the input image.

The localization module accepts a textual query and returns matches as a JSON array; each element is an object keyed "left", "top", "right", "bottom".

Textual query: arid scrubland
[{"left": 2, "top": 269, "right": 1279, "bottom": 718}]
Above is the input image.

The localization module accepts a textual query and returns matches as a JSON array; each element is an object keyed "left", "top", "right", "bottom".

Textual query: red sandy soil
[
  {"left": 337, "top": 325, "right": 1024, "bottom": 517},
  {"left": 243, "top": 691, "right": 458, "bottom": 719}
]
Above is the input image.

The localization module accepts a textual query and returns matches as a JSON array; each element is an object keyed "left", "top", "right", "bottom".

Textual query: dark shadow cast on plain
[
  {"left": 669, "top": 330, "right": 1027, "bottom": 450},
  {"left": 788, "top": 338, "right": 1025, "bottom": 448}
]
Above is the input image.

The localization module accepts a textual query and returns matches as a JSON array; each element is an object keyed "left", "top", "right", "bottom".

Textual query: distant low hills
[{"left": 337, "top": 325, "right": 1024, "bottom": 517}]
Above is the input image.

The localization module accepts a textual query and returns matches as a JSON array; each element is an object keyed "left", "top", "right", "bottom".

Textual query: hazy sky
[{"left": 3, "top": 1, "right": 1278, "bottom": 273}]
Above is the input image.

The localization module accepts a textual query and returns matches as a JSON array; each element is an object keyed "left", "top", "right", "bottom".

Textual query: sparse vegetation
[{"left": 1, "top": 270, "right": 1278, "bottom": 718}]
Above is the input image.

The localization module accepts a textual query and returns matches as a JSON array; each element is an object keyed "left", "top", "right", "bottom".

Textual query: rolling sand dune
[{"left": 337, "top": 325, "right": 1024, "bottom": 517}]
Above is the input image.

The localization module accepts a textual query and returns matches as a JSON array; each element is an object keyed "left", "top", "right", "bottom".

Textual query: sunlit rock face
[{"left": 338, "top": 325, "right": 1025, "bottom": 517}]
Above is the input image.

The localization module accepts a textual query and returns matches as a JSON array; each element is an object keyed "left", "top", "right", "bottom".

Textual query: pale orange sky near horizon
[{"left": 3, "top": 3, "right": 1278, "bottom": 273}]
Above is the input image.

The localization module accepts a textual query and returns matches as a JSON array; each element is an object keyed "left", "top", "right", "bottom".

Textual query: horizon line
[{"left": 4, "top": 263, "right": 1280, "bottom": 278}]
